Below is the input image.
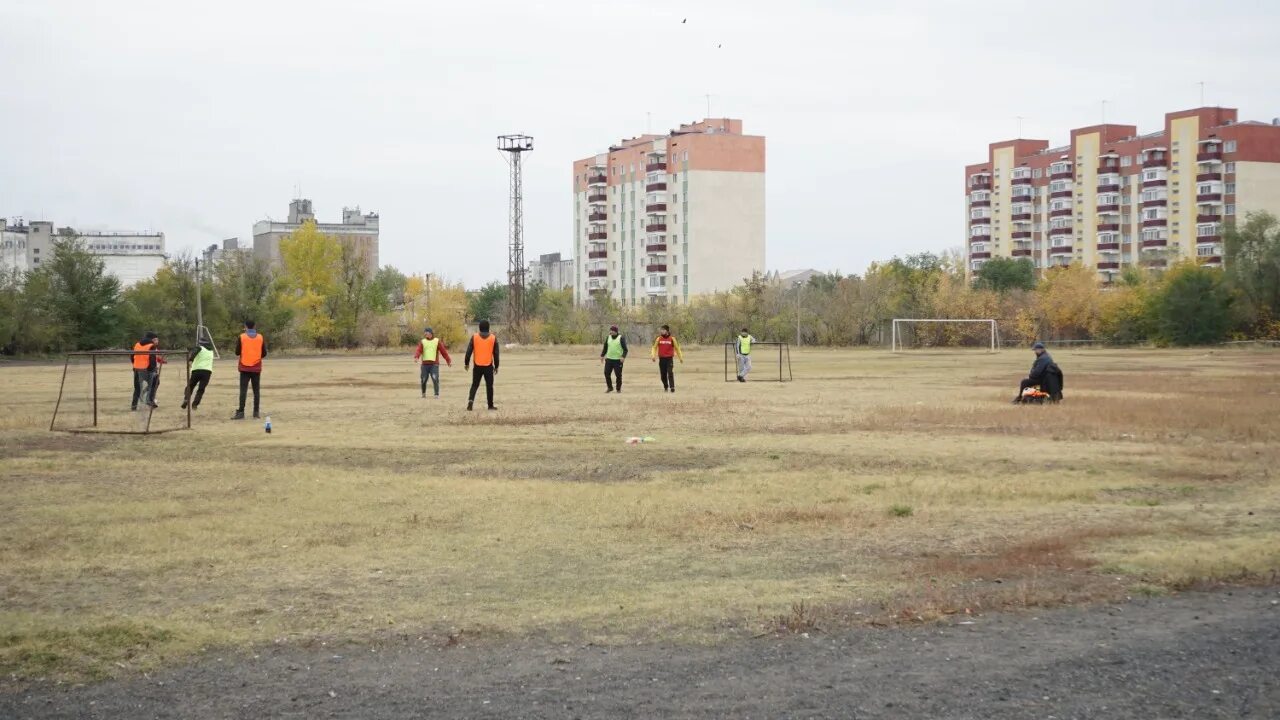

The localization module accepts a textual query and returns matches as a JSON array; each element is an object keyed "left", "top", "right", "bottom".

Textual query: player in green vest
[
  {"left": 599, "top": 324, "right": 629, "bottom": 393},
  {"left": 180, "top": 341, "right": 215, "bottom": 410},
  {"left": 413, "top": 327, "right": 453, "bottom": 398},
  {"left": 734, "top": 328, "right": 757, "bottom": 382}
]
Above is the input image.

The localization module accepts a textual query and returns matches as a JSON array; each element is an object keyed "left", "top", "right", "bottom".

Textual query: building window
[
  {"left": 1225, "top": 162, "right": 1236, "bottom": 173},
  {"left": 1224, "top": 140, "right": 1237, "bottom": 153},
  {"left": 1226, "top": 204, "right": 1236, "bottom": 216},
  {"left": 1225, "top": 182, "right": 1236, "bottom": 194}
]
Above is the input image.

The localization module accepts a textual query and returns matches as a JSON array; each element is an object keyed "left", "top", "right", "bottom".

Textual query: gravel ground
[{"left": 5, "top": 587, "right": 1278, "bottom": 719}]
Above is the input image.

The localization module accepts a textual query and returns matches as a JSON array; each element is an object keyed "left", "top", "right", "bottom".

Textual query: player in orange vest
[
  {"left": 232, "top": 320, "right": 267, "bottom": 420},
  {"left": 130, "top": 331, "right": 164, "bottom": 410},
  {"left": 463, "top": 319, "right": 499, "bottom": 411}
]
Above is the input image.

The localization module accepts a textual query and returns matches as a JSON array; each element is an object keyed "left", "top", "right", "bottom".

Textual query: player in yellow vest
[
  {"left": 734, "top": 328, "right": 757, "bottom": 382},
  {"left": 181, "top": 341, "right": 215, "bottom": 411},
  {"left": 412, "top": 327, "right": 453, "bottom": 398},
  {"left": 599, "top": 324, "right": 628, "bottom": 393}
]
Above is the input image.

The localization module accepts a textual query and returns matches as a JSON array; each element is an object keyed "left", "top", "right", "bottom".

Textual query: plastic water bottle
[{"left": 264, "top": 415, "right": 272, "bottom": 434}]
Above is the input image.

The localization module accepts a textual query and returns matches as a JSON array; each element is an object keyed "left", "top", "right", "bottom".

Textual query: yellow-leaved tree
[
  {"left": 402, "top": 274, "right": 468, "bottom": 348},
  {"left": 1036, "top": 264, "right": 1102, "bottom": 340},
  {"left": 278, "top": 221, "right": 342, "bottom": 346}
]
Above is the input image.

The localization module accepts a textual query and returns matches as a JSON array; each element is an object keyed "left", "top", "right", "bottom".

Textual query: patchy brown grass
[{"left": 1, "top": 346, "right": 1278, "bottom": 682}]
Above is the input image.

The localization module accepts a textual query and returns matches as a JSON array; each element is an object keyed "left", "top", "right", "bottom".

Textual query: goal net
[
  {"left": 723, "top": 341, "right": 794, "bottom": 382},
  {"left": 49, "top": 350, "right": 192, "bottom": 434},
  {"left": 891, "top": 319, "right": 1000, "bottom": 352}
]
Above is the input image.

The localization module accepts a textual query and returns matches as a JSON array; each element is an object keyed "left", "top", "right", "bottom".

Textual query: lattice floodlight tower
[
  {"left": 498, "top": 134, "right": 533, "bottom": 331},
  {"left": 49, "top": 350, "right": 193, "bottom": 434}
]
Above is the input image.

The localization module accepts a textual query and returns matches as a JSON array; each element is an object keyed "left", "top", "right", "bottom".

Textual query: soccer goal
[
  {"left": 890, "top": 319, "right": 1000, "bottom": 353},
  {"left": 724, "top": 341, "right": 794, "bottom": 382},
  {"left": 49, "top": 350, "right": 192, "bottom": 434}
]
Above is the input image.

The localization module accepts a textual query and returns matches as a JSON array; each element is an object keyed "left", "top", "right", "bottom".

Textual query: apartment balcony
[
  {"left": 587, "top": 191, "right": 606, "bottom": 203},
  {"left": 1097, "top": 241, "right": 1121, "bottom": 252},
  {"left": 588, "top": 174, "right": 608, "bottom": 186},
  {"left": 968, "top": 235, "right": 992, "bottom": 244},
  {"left": 645, "top": 263, "right": 668, "bottom": 273},
  {"left": 646, "top": 222, "right": 667, "bottom": 233},
  {"left": 1096, "top": 204, "right": 1120, "bottom": 213},
  {"left": 1096, "top": 163, "right": 1121, "bottom": 174},
  {"left": 1097, "top": 261, "right": 1121, "bottom": 270},
  {"left": 1141, "top": 238, "right": 1169, "bottom": 249},
  {"left": 969, "top": 179, "right": 992, "bottom": 191},
  {"left": 1197, "top": 171, "right": 1223, "bottom": 182},
  {"left": 646, "top": 159, "right": 667, "bottom": 172},
  {"left": 1197, "top": 149, "right": 1224, "bottom": 162},
  {"left": 1143, "top": 258, "right": 1168, "bottom": 268},
  {"left": 1141, "top": 218, "right": 1168, "bottom": 228},
  {"left": 1097, "top": 182, "right": 1121, "bottom": 193},
  {"left": 1011, "top": 230, "right": 1031, "bottom": 239},
  {"left": 1049, "top": 245, "right": 1074, "bottom": 256},
  {"left": 1010, "top": 177, "right": 1032, "bottom": 188},
  {"left": 1050, "top": 168, "right": 1073, "bottom": 180},
  {"left": 645, "top": 242, "right": 667, "bottom": 253},
  {"left": 588, "top": 230, "right": 607, "bottom": 241},
  {"left": 1197, "top": 213, "right": 1223, "bottom": 223},
  {"left": 1200, "top": 255, "right": 1223, "bottom": 266},
  {"left": 1011, "top": 212, "right": 1032, "bottom": 221},
  {"left": 588, "top": 211, "right": 607, "bottom": 222},
  {"left": 1048, "top": 226, "right": 1073, "bottom": 236},
  {"left": 1197, "top": 193, "right": 1223, "bottom": 203},
  {"left": 1140, "top": 199, "right": 1167, "bottom": 208},
  {"left": 1011, "top": 248, "right": 1033, "bottom": 257},
  {"left": 1097, "top": 223, "right": 1121, "bottom": 232},
  {"left": 1049, "top": 190, "right": 1073, "bottom": 199},
  {"left": 1197, "top": 234, "right": 1222, "bottom": 245},
  {"left": 1048, "top": 208, "right": 1072, "bottom": 219},
  {"left": 1142, "top": 154, "right": 1167, "bottom": 168},
  {"left": 646, "top": 181, "right": 667, "bottom": 192},
  {"left": 588, "top": 269, "right": 608, "bottom": 278},
  {"left": 968, "top": 251, "right": 992, "bottom": 260},
  {"left": 586, "top": 279, "right": 607, "bottom": 291},
  {"left": 645, "top": 277, "right": 667, "bottom": 295},
  {"left": 1010, "top": 192, "right": 1034, "bottom": 202},
  {"left": 1141, "top": 178, "right": 1167, "bottom": 189},
  {"left": 588, "top": 250, "right": 608, "bottom": 259},
  {"left": 646, "top": 202, "right": 668, "bottom": 213},
  {"left": 970, "top": 216, "right": 992, "bottom": 226}
]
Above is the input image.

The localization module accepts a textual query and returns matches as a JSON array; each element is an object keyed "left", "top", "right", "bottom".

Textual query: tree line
[{"left": 2, "top": 213, "right": 1278, "bottom": 355}]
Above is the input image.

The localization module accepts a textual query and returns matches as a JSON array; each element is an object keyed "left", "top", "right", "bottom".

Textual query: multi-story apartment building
[
  {"left": 254, "top": 199, "right": 380, "bottom": 273},
  {"left": 571, "top": 118, "right": 765, "bottom": 306},
  {"left": 527, "top": 252, "right": 573, "bottom": 290},
  {"left": 965, "top": 106, "right": 1280, "bottom": 281},
  {"left": 2, "top": 218, "right": 165, "bottom": 286}
]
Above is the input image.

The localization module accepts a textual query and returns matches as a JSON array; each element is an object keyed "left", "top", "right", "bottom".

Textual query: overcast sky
[{"left": 3, "top": 0, "right": 1278, "bottom": 287}]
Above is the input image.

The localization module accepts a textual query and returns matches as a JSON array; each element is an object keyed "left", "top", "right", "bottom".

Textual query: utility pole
[
  {"left": 794, "top": 280, "right": 802, "bottom": 347},
  {"left": 498, "top": 135, "right": 534, "bottom": 332}
]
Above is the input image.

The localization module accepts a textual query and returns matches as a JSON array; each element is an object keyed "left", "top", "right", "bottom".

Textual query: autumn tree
[
  {"left": 1224, "top": 211, "right": 1280, "bottom": 337},
  {"left": 277, "top": 221, "right": 342, "bottom": 346},
  {"left": 1150, "top": 262, "right": 1234, "bottom": 346}
]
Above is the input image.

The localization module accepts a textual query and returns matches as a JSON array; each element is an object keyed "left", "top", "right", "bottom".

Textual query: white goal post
[{"left": 891, "top": 319, "right": 1000, "bottom": 353}]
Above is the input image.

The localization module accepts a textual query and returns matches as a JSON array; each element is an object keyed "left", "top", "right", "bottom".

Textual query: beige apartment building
[
  {"left": 254, "top": 199, "right": 380, "bottom": 273},
  {"left": 965, "top": 106, "right": 1280, "bottom": 281},
  {"left": 571, "top": 118, "right": 765, "bottom": 305}
]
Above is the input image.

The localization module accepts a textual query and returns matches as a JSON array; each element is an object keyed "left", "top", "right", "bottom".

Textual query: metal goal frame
[
  {"left": 723, "top": 341, "right": 794, "bottom": 382},
  {"left": 49, "top": 350, "right": 192, "bottom": 434},
  {"left": 890, "top": 318, "right": 1000, "bottom": 353}
]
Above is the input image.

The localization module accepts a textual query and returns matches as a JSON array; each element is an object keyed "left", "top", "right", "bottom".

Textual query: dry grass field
[{"left": 1, "top": 345, "right": 1278, "bottom": 683}]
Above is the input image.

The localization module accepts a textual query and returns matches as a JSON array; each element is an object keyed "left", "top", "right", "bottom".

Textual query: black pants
[
  {"left": 184, "top": 370, "right": 211, "bottom": 408},
  {"left": 658, "top": 357, "right": 675, "bottom": 390},
  {"left": 238, "top": 371, "right": 261, "bottom": 414},
  {"left": 604, "top": 359, "right": 623, "bottom": 391},
  {"left": 468, "top": 365, "right": 495, "bottom": 407},
  {"left": 132, "top": 369, "right": 158, "bottom": 408}
]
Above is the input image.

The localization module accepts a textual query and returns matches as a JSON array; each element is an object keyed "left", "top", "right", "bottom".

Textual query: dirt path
[{"left": 5, "top": 587, "right": 1278, "bottom": 719}]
